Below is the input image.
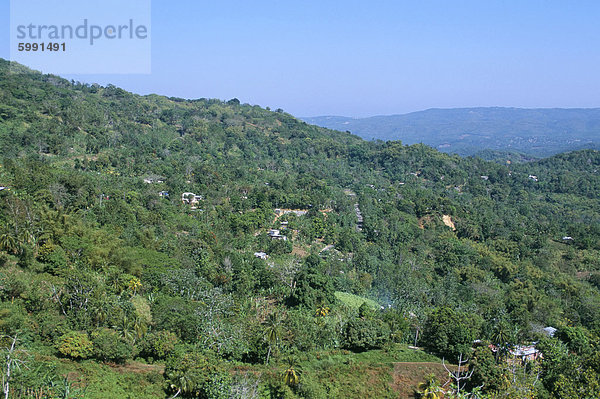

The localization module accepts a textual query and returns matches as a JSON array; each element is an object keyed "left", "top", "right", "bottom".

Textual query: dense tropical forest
[{"left": 1, "top": 58, "right": 600, "bottom": 398}]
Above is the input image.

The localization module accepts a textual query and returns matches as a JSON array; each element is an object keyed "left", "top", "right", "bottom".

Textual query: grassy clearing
[
  {"left": 21, "top": 345, "right": 441, "bottom": 398},
  {"left": 21, "top": 357, "right": 165, "bottom": 399},
  {"left": 274, "top": 344, "right": 442, "bottom": 398},
  {"left": 334, "top": 291, "right": 380, "bottom": 310}
]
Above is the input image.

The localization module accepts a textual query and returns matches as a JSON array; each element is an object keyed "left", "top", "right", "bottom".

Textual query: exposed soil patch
[
  {"left": 576, "top": 271, "right": 592, "bottom": 280},
  {"left": 390, "top": 362, "right": 454, "bottom": 398},
  {"left": 292, "top": 246, "right": 308, "bottom": 257},
  {"left": 110, "top": 361, "right": 165, "bottom": 375},
  {"left": 442, "top": 215, "right": 456, "bottom": 231}
]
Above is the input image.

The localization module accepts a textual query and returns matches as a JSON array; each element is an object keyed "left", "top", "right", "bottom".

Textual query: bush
[
  {"left": 467, "top": 346, "right": 503, "bottom": 393},
  {"left": 164, "top": 348, "right": 228, "bottom": 398},
  {"left": 139, "top": 330, "right": 178, "bottom": 360},
  {"left": 268, "top": 238, "right": 292, "bottom": 255},
  {"left": 421, "top": 307, "right": 480, "bottom": 360},
  {"left": 556, "top": 325, "right": 591, "bottom": 355},
  {"left": 36, "top": 312, "right": 69, "bottom": 343},
  {"left": 289, "top": 261, "right": 336, "bottom": 309},
  {"left": 284, "top": 309, "right": 341, "bottom": 351},
  {"left": 91, "top": 328, "right": 133, "bottom": 363},
  {"left": 0, "top": 303, "right": 31, "bottom": 336},
  {"left": 56, "top": 331, "right": 93, "bottom": 359},
  {"left": 343, "top": 318, "right": 391, "bottom": 352},
  {"left": 204, "top": 372, "right": 232, "bottom": 399}
]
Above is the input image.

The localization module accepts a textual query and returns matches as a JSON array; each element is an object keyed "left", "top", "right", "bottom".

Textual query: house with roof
[
  {"left": 488, "top": 342, "right": 544, "bottom": 364},
  {"left": 143, "top": 175, "right": 166, "bottom": 184},
  {"left": 510, "top": 345, "right": 542, "bottom": 363},
  {"left": 275, "top": 209, "right": 308, "bottom": 217},
  {"left": 181, "top": 192, "right": 204, "bottom": 209},
  {"left": 268, "top": 229, "right": 287, "bottom": 240}
]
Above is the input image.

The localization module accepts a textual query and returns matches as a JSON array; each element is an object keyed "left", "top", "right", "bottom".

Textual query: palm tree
[
  {"left": 491, "top": 323, "right": 509, "bottom": 346},
  {"left": 18, "top": 230, "right": 35, "bottom": 246},
  {"left": 92, "top": 303, "right": 109, "bottom": 327},
  {"left": 416, "top": 374, "right": 442, "bottom": 399},
  {"left": 263, "top": 313, "right": 281, "bottom": 365},
  {"left": 168, "top": 373, "right": 192, "bottom": 399},
  {"left": 282, "top": 356, "right": 301, "bottom": 387},
  {"left": 19, "top": 229, "right": 39, "bottom": 257},
  {"left": 128, "top": 277, "right": 142, "bottom": 295},
  {"left": 114, "top": 315, "right": 134, "bottom": 343},
  {"left": 133, "top": 316, "right": 148, "bottom": 341},
  {"left": 492, "top": 322, "right": 511, "bottom": 361},
  {"left": 0, "top": 231, "right": 18, "bottom": 254},
  {"left": 315, "top": 304, "right": 330, "bottom": 318}
]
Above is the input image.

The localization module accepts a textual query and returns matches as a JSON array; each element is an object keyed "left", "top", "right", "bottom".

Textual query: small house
[
  {"left": 143, "top": 175, "right": 166, "bottom": 184},
  {"left": 489, "top": 343, "right": 543, "bottom": 364},
  {"left": 268, "top": 229, "right": 287, "bottom": 240},
  {"left": 510, "top": 345, "right": 542, "bottom": 363},
  {"left": 181, "top": 192, "right": 204, "bottom": 209}
]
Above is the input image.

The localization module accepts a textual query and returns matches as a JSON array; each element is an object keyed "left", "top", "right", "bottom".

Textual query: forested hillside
[
  {"left": 1, "top": 59, "right": 600, "bottom": 398},
  {"left": 303, "top": 108, "right": 600, "bottom": 157}
]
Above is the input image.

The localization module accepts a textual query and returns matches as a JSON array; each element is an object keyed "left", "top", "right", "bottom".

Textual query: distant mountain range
[{"left": 302, "top": 108, "right": 600, "bottom": 158}]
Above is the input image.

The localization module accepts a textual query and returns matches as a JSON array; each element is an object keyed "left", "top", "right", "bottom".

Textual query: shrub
[
  {"left": 139, "top": 330, "right": 179, "bottom": 360},
  {"left": 421, "top": 307, "right": 480, "bottom": 360},
  {"left": 37, "top": 242, "right": 69, "bottom": 275},
  {"left": 343, "top": 318, "right": 391, "bottom": 352},
  {"left": 56, "top": 331, "right": 93, "bottom": 359},
  {"left": 289, "top": 264, "right": 336, "bottom": 309},
  {"left": 164, "top": 348, "right": 228, "bottom": 398},
  {"left": 91, "top": 328, "right": 133, "bottom": 363},
  {"left": 36, "top": 312, "right": 69, "bottom": 343}
]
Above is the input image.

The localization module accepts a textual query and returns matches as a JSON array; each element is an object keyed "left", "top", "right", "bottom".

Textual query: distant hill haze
[{"left": 302, "top": 108, "right": 600, "bottom": 157}]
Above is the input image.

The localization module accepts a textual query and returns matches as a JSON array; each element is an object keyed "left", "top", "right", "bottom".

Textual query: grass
[
  {"left": 248, "top": 344, "right": 443, "bottom": 398},
  {"left": 334, "top": 291, "right": 380, "bottom": 310},
  {"left": 296, "top": 345, "right": 442, "bottom": 398},
  {"left": 19, "top": 344, "right": 441, "bottom": 398},
  {"left": 18, "top": 356, "right": 165, "bottom": 399}
]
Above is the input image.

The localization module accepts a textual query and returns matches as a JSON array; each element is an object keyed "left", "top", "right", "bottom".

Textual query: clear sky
[{"left": 2, "top": 0, "right": 600, "bottom": 117}]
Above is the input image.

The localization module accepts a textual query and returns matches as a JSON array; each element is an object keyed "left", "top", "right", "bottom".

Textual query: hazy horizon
[{"left": 302, "top": 106, "right": 600, "bottom": 119}]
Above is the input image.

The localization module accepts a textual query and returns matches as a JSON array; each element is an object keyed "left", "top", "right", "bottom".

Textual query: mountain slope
[
  {"left": 1, "top": 59, "right": 600, "bottom": 398},
  {"left": 303, "top": 107, "right": 600, "bottom": 157}
]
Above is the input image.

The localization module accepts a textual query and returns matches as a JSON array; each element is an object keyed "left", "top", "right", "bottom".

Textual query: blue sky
[{"left": 2, "top": 0, "right": 600, "bottom": 117}]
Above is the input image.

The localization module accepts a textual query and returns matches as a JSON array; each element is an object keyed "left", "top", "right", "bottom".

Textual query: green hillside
[{"left": 1, "top": 59, "right": 600, "bottom": 398}]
